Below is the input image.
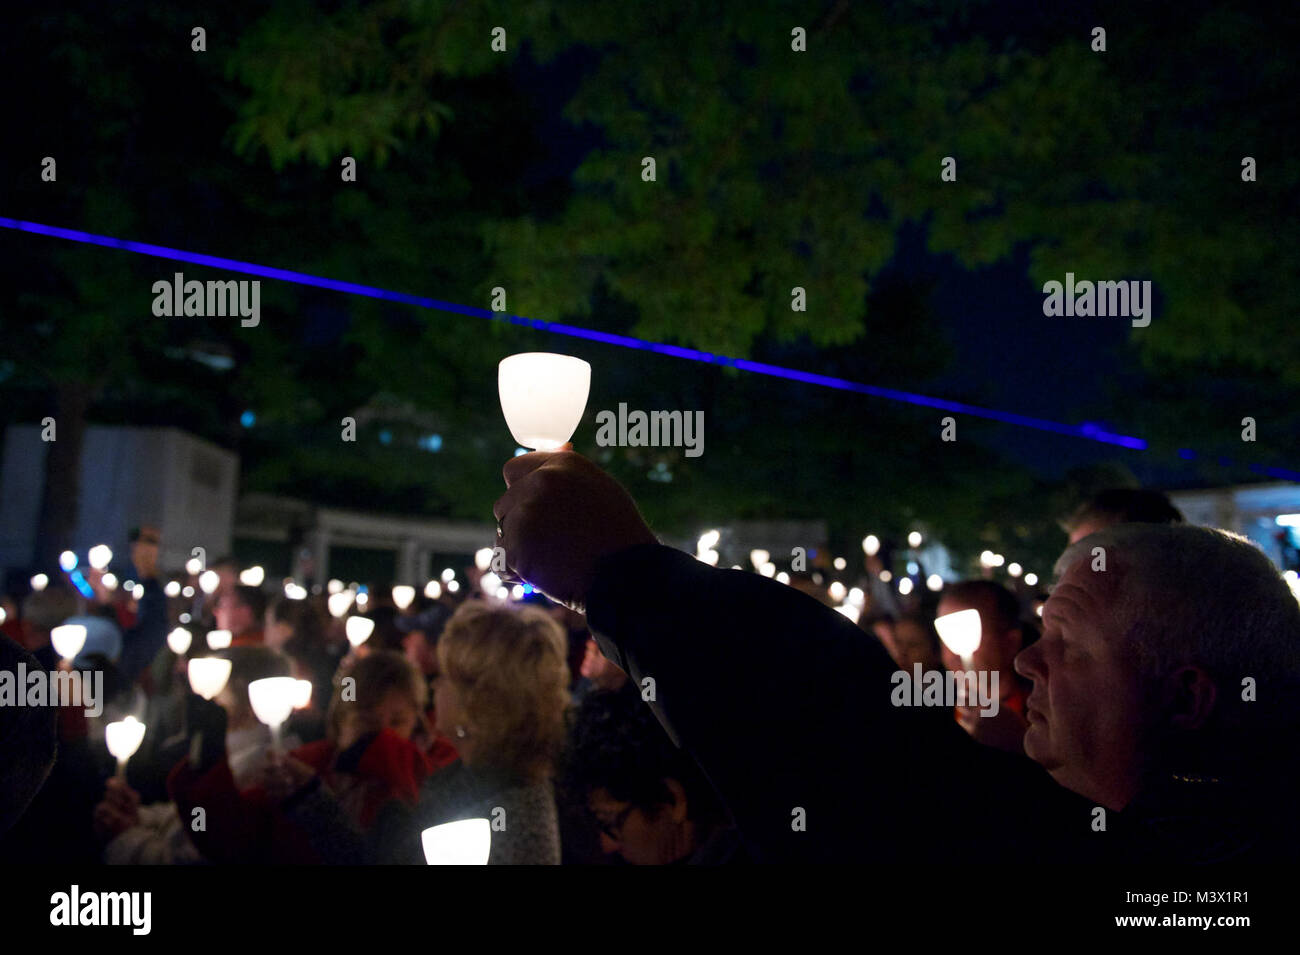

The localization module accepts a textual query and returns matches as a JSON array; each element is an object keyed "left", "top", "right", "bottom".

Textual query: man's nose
[{"left": 1013, "top": 643, "right": 1040, "bottom": 679}]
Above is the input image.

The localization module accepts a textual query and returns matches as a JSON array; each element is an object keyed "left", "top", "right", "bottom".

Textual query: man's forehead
[
  {"left": 1045, "top": 559, "right": 1122, "bottom": 618},
  {"left": 1057, "top": 553, "right": 1124, "bottom": 587}
]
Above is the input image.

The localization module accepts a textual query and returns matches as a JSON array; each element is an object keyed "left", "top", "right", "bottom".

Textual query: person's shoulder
[
  {"left": 487, "top": 778, "right": 561, "bottom": 864},
  {"left": 503, "top": 777, "right": 558, "bottom": 811}
]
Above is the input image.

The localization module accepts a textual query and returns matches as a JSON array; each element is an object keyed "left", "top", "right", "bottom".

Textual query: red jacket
[
  {"left": 231, "top": 628, "right": 264, "bottom": 647},
  {"left": 167, "top": 729, "right": 433, "bottom": 863},
  {"left": 295, "top": 731, "right": 434, "bottom": 828}
]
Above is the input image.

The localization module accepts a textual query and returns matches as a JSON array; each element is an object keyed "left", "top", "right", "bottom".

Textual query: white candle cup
[
  {"left": 498, "top": 353, "right": 591, "bottom": 451},
  {"left": 936, "top": 609, "right": 982, "bottom": 705},
  {"left": 105, "top": 716, "right": 146, "bottom": 778},
  {"left": 422, "top": 818, "right": 491, "bottom": 865},
  {"left": 88, "top": 545, "right": 113, "bottom": 571},
  {"left": 167, "top": 627, "right": 192, "bottom": 655},
  {"left": 188, "top": 658, "right": 233, "bottom": 701},
  {"left": 392, "top": 585, "right": 416, "bottom": 610},
  {"left": 327, "top": 592, "right": 353, "bottom": 619},
  {"left": 206, "top": 629, "right": 233, "bottom": 650},
  {"left": 345, "top": 616, "right": 375, "bottom": 648},
  {"left": 935, "top": 608, "right": 982, "bottom": 662},
  {"left": 247, "top": 676, "right": 299, "bottom": 749},
  {"left": 51, "top": 624, "right": 88, "bottom": 662}
]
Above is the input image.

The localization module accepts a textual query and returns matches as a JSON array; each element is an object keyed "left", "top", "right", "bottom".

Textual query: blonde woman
[{"left": 375, "top": 601, "right": 571, "bottom": 864}]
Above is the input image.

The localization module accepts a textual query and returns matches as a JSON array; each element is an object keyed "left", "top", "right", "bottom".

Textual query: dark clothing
[
  {"left": 584, "top": 543, "right": 1299, "bottom": 864},
  {"left": 685, "top": 824, "right": 749, "bottom": 864},
  {"left": 128, "top": 686, "right": 191, "bottom": 805},
  {"left": 116, "top": 578, "right": 168, "bottom": 686}
]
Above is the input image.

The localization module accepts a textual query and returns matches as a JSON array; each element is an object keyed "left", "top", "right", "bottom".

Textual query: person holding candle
[
  {"left": 1, "top": 595, "right": 116, "bottom": 864},
  {"left": 373, "top": 602, "right": 569, "bottom": 864},
  {"left": 493, "top": 450, "right": 1300, "bottom": 864},
  {"left": 95, "top": 648, "right": 292, "bottom": 863},
  {"left": 268, "top": 595, "right": 333, "bottom": 743},
  {"left": 167, "top": 650, "right": 432, "bottom": 863},
  {"left": 289, "top": 650, "right": 433, "bottom": 827},
  {"left": 0, "top": 634, "right": 58, "bottom": 837},
  {"left": 935, "top": 581, "right": 1032, "bottom": 755}
]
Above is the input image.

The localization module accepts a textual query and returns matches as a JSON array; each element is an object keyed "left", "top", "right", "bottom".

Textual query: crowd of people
[{"left": 3, "top": 467, "right": 1299, "bottom": 864}]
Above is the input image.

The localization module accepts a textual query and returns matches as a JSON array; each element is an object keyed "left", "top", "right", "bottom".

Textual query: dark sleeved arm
[
  {"left": 117, "top": 578, "right": 168, "bottom": 685},
  {"left": 585, "top": 544, "right": 1092, "bottom": 863}
]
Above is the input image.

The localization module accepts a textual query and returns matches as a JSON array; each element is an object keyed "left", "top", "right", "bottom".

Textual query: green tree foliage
[{"left": 3, "top": 0, "right": 1294, "bottom": 571}]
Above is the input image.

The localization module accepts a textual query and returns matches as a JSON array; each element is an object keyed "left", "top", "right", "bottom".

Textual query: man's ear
[
  {"left": 664, "top": 777, "right": 689, "bottom": 824},
  {"left": 1166, "top": 665, "right": 1218, "bottom": 730}
]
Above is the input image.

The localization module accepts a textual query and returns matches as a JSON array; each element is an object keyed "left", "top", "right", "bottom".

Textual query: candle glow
[
  {"left": 935, "top": 608, "right": 982, "bottom": 664},
  {"left": 497, "top": 352, "right": 591, "bottom": 451},
  {"left": 188, "top": 658, "right": 233, "bottom": 700},
  {"left": 345, "top": 616, "right": 375, "bottom": 647},
  {"left": 422, "top": 818, "right": 491, "bottom": 865},
  {"left": 51, "top": 624, "right": 87, "bottom": 661}
]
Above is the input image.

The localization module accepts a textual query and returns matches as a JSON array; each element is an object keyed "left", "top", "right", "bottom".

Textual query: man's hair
[
  {"left": 326, "top": 650, "right": 425, "bottom": 744},
  {"left": 1055, "top": 524, "right": 1300, "bottom": 730},
  {"left": 0, "top": 635, "right": 57, "bottom": 833},
  {"left": 562, "top": 686, "right": 725, "bottom": 828},
  {"left": 438, "top": 602, "right": 570, "bottom": 783},
  {"left": 1063, "top": 488, "right": 1183, "bottom": 535},
  {"left": 941, "top": 580, "right": 1022, "bottom": 633},
  {"left": 231, "top": 585, "right": 267, "bottom": 622},
  {"left": 21, "top": 587, "right": 78, "bottom": 636}
]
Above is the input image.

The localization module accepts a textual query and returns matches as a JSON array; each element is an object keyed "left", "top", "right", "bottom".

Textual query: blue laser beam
[{"left": 3, "top": 215, "right": 1295, "bottom": 478}]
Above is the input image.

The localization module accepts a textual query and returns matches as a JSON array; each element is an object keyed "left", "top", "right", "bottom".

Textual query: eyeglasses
[{"left": 595, "top": 804, "right": 635, "bottom": 840}]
